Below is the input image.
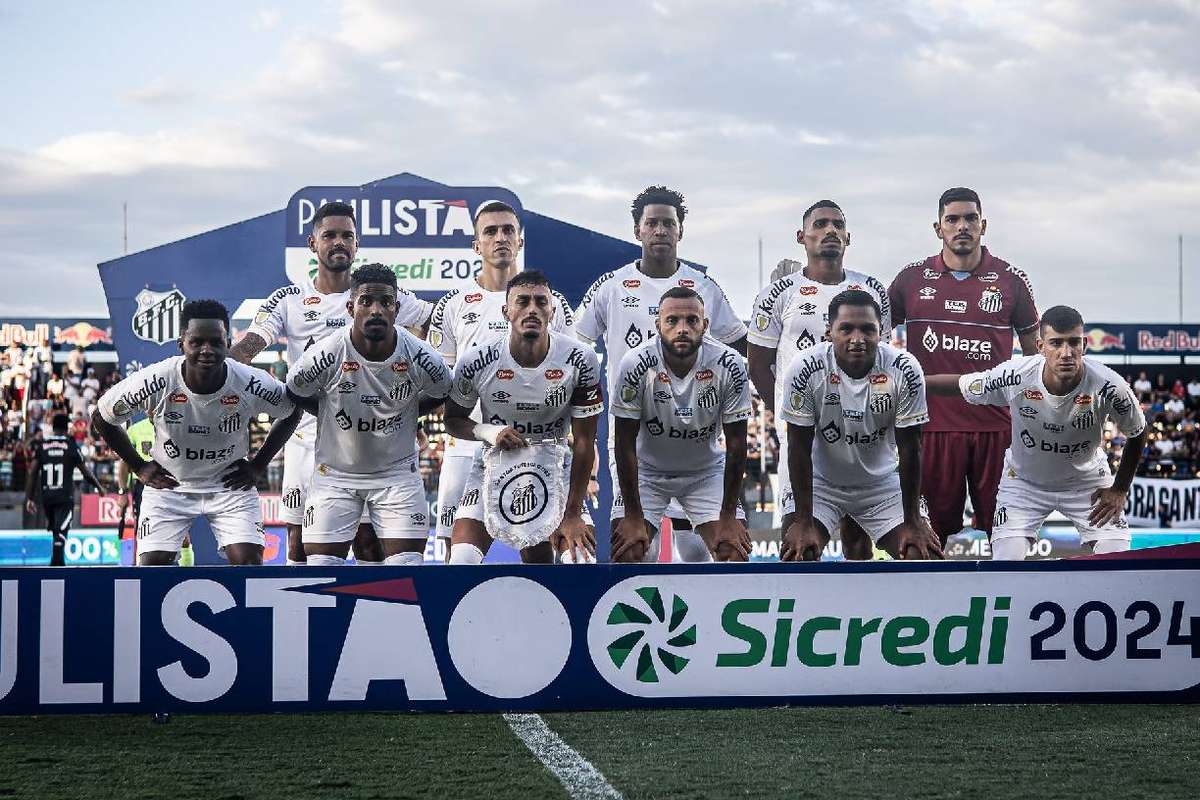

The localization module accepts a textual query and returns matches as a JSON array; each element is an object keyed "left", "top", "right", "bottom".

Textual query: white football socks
[
  {"left": 1092, "top": 539, "right": 1129, "bottom": 555},
  {"left": 449, "top": 543, "right": 485, "bottom": 565},
  {"left": 991, "top": 537, "right": 1029, "bottom": 560},
  {"left": 383, "top": 552, "right": 424, "bottom": 566},
  {"left": 305, "top": 554, "right": 345, "bottom": 567}
]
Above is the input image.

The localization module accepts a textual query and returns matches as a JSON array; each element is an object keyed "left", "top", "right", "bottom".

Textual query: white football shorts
[
  {"left": 610, "top": 463, "right": 727, "bottom": 529},
  {"left": 782, "top": 475, "right": 910, "bottom": 543},
  {"left": 137, "top": 487, "right": 264, "bottom": 554},
  {"left": 991, "top": 473, "right": 1129, "bottom": 545},
  {"left": 303, "top": 470, "right": 429, "bottom": 543}
]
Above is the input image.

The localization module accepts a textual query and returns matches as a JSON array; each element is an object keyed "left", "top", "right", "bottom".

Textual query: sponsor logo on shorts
[
  {"left": 188, "top": 425, "right": 210, "bottom": 435},
  {"left": 304, "top": 506, "right": 314, "bottom": 527},
  {"left": 410, "top": 513, "right": 427, "bottom": 525},
  {"left": 995, "top": 506, "right": 1008, "bottom": 526},
  {"left": 282, "top": 488, "right": 302, "bottom": 509}
]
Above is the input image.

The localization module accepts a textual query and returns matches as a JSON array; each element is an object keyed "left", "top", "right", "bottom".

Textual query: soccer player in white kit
[
  {"left": 232, "top": 202, "right": 432, "bottom": 565},
  {"left": 924, "top": 305, "right": 1148, "bottom": 559},
  {"left": 428, "top": 201, "right": 577, "bottom": 558},
  {"left": 443, "top": 271, "right": 602, "bottom": 564},
  {"left": 610, "top": 287, "right": 753, "bottom": 563},
  {"left": 748, "top": 200, "right": 891, "bottom": 560},
  {"left": 93, "top": 300, "right": 300, "bottom": 565},
  {"left": 285, "top": 265, "right": 451, "bottom": 567},
  {"left": 575, "top": 186, "right": 747, "bottom": 560},
  {"left": 778, "top": 290, "right": 942, "bottom": 561}
]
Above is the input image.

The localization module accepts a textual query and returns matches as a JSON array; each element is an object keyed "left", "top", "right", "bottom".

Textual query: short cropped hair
[
  {"left": 659, "top": 286, "right": 703, "bottom": 305},
  {"left": 52, "top": 413, "right": 69, "bottom": 433},
  {"left": 180, "top": 299, "right": 230, "bottom": 333},
  {"left": 350, "top": 263, "right": 397, "bottom": 293},
  {"left": 506, "top": 269, "right": 552, "bottom": 295},
  {"left": 1039, "top": 305, "right": 1085, "bottom": 334},
  {"left": 632, "top": 185, "right": 687, "bottom": 226},
  {"left": 802, "top": 200, "right": 844, "bottom": 228},
  {"left": 938, "top": 187, "right": 981, "bottom": 218},
  {"left": 828, "top": 289, "right": 881, "bottom": 324},
  {"left": 474, "top": 201, "right": 522, "bottom": 232},
  {"left": 312, "top": 201, "right": 356, "bottom": 229}
]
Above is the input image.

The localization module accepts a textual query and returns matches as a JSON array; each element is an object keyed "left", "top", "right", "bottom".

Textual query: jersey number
[{"left": 42, "top": 463, "right": 65, "bottom": 490}]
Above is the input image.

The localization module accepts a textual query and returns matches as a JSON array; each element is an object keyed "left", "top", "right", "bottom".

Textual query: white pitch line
[{"left": 503, "top": 713, "right": 624, "bottom": 800}]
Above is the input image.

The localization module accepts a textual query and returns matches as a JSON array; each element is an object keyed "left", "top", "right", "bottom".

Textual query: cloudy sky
[{"left": 4, "top": 0, "right": 1198, "bottom": 322}]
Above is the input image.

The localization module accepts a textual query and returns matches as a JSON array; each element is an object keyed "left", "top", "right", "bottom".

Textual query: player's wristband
[{"left": 473, "top": 423, "right": 506, "bottom": 446}]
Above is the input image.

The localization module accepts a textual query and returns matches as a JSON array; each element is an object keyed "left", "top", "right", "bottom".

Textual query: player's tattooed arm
[
  {"left": 747, "top": 343, "right": 778, "bottom": 413},
  {"left": 894, "top": 425, "right": 942, "bottom": 559},
  {"left": 924, "top": 374, "right": 966, "bottom": 396},
  {"left": 90, "top": 410, "right": 178, "bottom": 490},
  {"left": 611, "top": 416, "right": 651, "bottom": 563},
  {"left": 1089, "top": 426, "right": 1148, "bottom": 528},
  {"left": 229, "top": 332, "right": 268, "bottom": 365},
  {"left": 780, "top": 423, "right": 824, "bottom": 562}
]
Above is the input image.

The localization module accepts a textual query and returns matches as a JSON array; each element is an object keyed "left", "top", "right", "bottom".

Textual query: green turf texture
[{"left": 0, "top": 705, "right": 1196, "bottom": 799}]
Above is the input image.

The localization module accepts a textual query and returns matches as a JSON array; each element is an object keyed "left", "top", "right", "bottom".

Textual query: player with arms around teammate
[
  {"left": 748, "top": 200, "right": 891, "bottom": 559},
  {"left": 25, "top": 413, "right": 105, "bottom": 565},
  {"left": 575, "top": 185, "right": 747, "bottom": 560},
  {"left": 610, "top": 287, "right": 752, "bottom": 563},
  {"left": 779, "top": 290, "right": 941, "bottom": 561},
  {"left": 286, "top": 265, "right": 451, "bottom": 567},
  {"left": 444, "top": 271, "right": 601, "bottom": 564},
  {"left": 94, "top": 300, "right": 301, "bottom": 566},
  {"left": 428, "top": 201, "right": 577, "bottom": 555},
  {"left": 925, "top": 306, "right": 1146, "bottom": 559},
  {"left": 889, "top": 187, "right": 1039, "bottom": 544},
  {"left": 232, "top": 202, "right": 431, "bottom": 565}
]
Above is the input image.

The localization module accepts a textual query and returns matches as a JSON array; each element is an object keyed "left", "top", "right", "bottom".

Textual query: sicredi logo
[{"left": 587, "top": 575, "right": 1016, "bottom": 698}]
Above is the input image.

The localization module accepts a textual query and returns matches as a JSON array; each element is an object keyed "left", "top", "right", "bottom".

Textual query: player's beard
[
  {"left": 948, "top": 237, "right": 977, "bottom": 257},
  {"left": 324, "top": 251, "right": 353, "bottom": 272},
  {"left": 667, "top": 336, "right": 700, "bottom": 360}
]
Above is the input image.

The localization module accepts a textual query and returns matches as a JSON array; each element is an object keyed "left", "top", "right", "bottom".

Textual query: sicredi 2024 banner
[{"left": 285, "top": 186, "right": 524, "bottom": 292}]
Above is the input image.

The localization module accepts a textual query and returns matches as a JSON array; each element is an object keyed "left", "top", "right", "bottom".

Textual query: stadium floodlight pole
[
  {"left": 1179, "top": 234, "right": 1184, "bottom": 324},
  {"left": 123, "top": 202, "right": 128, "bottom": 255}
]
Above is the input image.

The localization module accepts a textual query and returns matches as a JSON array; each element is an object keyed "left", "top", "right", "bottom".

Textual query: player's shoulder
[
  {"left": 879, "top": 343, "right": 923, "bottom": 375},
  {"left": 1084, "top": 357, "right": 1130, "bottom": 387},
  {"left": 682, "top": 263, "right": 731, "bottom": 298},
  {"left": 551, "top": 289, "right": 576, "bottom": 322},
  {"left": 846, "top": 268, "right": 887, "bottom": 294},
  {"left": 704, "top": 336, "right": 746, "bottom": 375},
  {"left": 398, "top": 328, "right": 450, "bottom": 379},
  {"left": 988, "top": 252, "right": 1035, "bottom": 293},
  {"left": 430, "top": 287, "right": 464, "bottom": 321},
  {"left": 580, "top": 266, "right": 625, "bottom": 302},
  {"left": 263, "top": 281, "right": 305, "bottom": 304},
  {"left": 891, "top": 257, "right": 937, "bottom": 287},
  {"left": 616, "top": 336, "right": 659, "bottom": 372},
  {"left": 456, "top": 334, "right": 504, "bottom": 380},
  {"left": 754, "top": 274, "right": 798, "bottom": 314},
  {"left": 786, "top": 342, "right": 832, "bottom": 387}
]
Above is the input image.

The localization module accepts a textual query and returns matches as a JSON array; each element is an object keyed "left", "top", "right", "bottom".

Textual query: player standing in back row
[
  {"left": 888, "top": 188, "right": 1039, "bottom": 543},
  {"left": 25, "top": 413, "right": 105, "bottom": 565},
  {"left": 232, "top": 201, "right": 432, "bottom": 565},
  {"left": 428, "top": 201, "right": 577, "bottom": 558},
  {"left": 575, "top": 186, "right": 747, "bottom": 561},
  {"left": 747, "top": 200, "right": 891, "bottom": 559}
]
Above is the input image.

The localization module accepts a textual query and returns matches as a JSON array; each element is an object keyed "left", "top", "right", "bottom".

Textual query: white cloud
[
  {"left": 253, "top": 8, "right": 282, "bottom": 31},
  {"left": 122, "top": 79, "right": 194, "bottom": 107},
  {"left": 334, "top": 0, "right": 419, "bottom": 55},
  {"left": 33, "top": 129, "right": 265, "bottom": 177}
]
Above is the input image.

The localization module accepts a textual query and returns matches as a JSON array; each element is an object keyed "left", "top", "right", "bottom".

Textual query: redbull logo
[
  {"left": 1085, "top": 328, "right": 1125, "bottom": 352},
  {"left": 0, "top": 322, "right": 50, "bottom": 347},
  {"left": 53, "top": 322, "right": 112, "bottom": 348}
]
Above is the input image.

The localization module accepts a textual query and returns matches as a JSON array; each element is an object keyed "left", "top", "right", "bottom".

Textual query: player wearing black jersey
[{"left": 25, "top": 414, "right": 104, "bottom": 565}]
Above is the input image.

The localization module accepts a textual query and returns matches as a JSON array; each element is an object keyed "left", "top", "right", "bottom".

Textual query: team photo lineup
[{"left": 69, "top": 184, "right": 1148, "bottom": 567}]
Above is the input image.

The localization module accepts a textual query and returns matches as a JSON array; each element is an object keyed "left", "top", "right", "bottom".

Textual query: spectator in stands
[
  {"left": 269, "top": 351, "right": 288, "bottom": 383},
  {"left": 1133, "top": 371, "right": 1152, "bottom": 398},
  {"left": 66, "top": 345, "right": 85, "bottom": 377},
  {"left": 1188, "top": 376, "right": 1200, "bottom": 408},
  {"left": 46, "top": 370, "right": 63, "bottom": 401}
]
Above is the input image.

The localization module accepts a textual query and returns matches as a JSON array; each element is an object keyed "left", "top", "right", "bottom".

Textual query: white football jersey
[
  {"left": 428, "top": 283, "right": 576, "bottom": 366},
  {"left": 286, "top": 328, "right": 451, "bottom": 489},
  {"left": 748, "top": 268, "right": 892, "bottom": 406},
  {"left": 98, "top": 357, "right": 295, "bottom": 493},
  {"left": 449, "top": 332, "right": 603, "bottom": 441},
  {"left": 611, "top": 336, "right": 752, "bottom": 475},
  {"left": 574, "top": 261, "right": 747, "bottom": 410},
  {"left": 778, "top": 342, "right": 928, "bottom": 486},
  {"left": 959, "top": 355, "right": 1146, "bottom": 489},
  {"left": 245, "top": 275, "right": 431, "bottom": 442}
]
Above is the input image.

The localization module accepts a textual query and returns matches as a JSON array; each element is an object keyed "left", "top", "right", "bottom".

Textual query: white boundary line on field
[{"left": 503, "top": 713, "right": 624, "bottom": 799}]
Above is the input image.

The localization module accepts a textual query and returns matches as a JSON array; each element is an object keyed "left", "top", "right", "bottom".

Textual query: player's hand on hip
[
  {"left": 221, "top": 458, "right": 263, "bottom": 491},
  {"left": 611, "top": 516, "right": 651, "bottom": 563},
  {"left": 781, "top": 517, "right": 824, "bottom": 562},
  {"left": 1088, "top": 487, "right": 1127, "bottom": 529},
  {"left": 136, "top": 461, "right": 179, "bottom": 490},
  {"left": 709, "top": 513, "right": 751, "bottom": 562},
  {"left": 494, "top": 427, "right": 528, "bottom": 451},
  {"left": 552, "top": 515, "right": 596, "bottom": 563}
]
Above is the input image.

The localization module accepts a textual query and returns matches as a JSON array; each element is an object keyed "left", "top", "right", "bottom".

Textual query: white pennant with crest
[{"left": 482, "top": 439, "right": 568, "bottom": 549}]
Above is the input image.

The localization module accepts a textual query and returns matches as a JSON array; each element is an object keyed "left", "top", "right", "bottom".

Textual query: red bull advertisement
[
  {"left": 1082, "top": 323, "right": 1200, "bottom": 356},
  {"left": 0, "top": 317, "right": 114, "bottom": 351}
]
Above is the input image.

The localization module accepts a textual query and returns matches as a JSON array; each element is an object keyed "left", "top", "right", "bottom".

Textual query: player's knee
[
  {"left": 384, "top": 551, "right": 424, "bottom": 566},
  {"left": 138, "top": 551, "right": 176, "bottom": 566},
  {"left": 1091, "top": 538, "right": 1129, "bottom": 555},
  {"left": 990, "top": 537, "right": 1029, "bottom": 560},
  {"left": 353, "top": 524, "right": 384, "bottom": 561},
  {"left": 306, "top": 553, "right": 346, "bottom": 567},
  {"left": 449, "top": 542, "right": 485, "bottom": 565}
]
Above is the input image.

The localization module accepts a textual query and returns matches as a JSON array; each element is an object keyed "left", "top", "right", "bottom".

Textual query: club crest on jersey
[
  {"left": 131, "top": 288, "right": 186, "bottom": 345},
  {"left": 219, "top": 413, "right": 241, "bottom": 434},
  {"left": 623, "top": 279, "right": 641, "bottom": 289},
  {"left": 497, "top": 369, "right": 515, "bottom": 380},
  {"left": 678, "top": 278, "right": 695, "bottom": 288},
  {"left": 870, "top": 393, "right": 892, "bottom": 414},
  {"left": 696, "top": 369, "right": 714, "bottom": 381},
  {"left": 393, "top": 361, "right": 409, "bottom": 373},
  {"left": 1072, "top": 409, "right": 1095, "bottom": 429},
  {"left": 1074, "top": 394, "right": 1093, "bottom": 405},
  {"left": 697, "top": 385, "right": 719, "bottom": 409},
  {"left": 544, "top": 368, "right": 564, "bottom": 381},
  {"left": 978, "top": 287, "right": 1003, "bottom": 314},
  {"left": 545, "top": 384, "right": 568, "bottom": 407},
  {"left": 303, "top": 296, "right": 321, "bottom": 306},
  {"left": 798, "top": 285, "right": 819, "bottom": 296},
  {"left": 342, "top": 362, "right": 360, "bottom": 373},
  {"left": 390, "top": 381, "right": 413, "bottom": 402},
  {"left": 625, "top": 324, "right": 644, "bottom": 349},
  {"left": 1024, "top": 389, "right": 1044, "bottom": 401},
  {"left": 465, "top": 293, "right": 483, "bottom": 304},
  {"left": 169, "top": 392, "right": 188, "bottom": 403},
  {"left": 755, "top": 313, "right": 770, "bottom": 331}
]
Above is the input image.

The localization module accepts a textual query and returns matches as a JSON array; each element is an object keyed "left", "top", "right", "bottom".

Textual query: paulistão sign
[
  {"left": 284, "top": 186, "right": 524, "bottom": 292},
  {"left": 1, "top": 559, "right": 1196, "bottom": 715}
]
